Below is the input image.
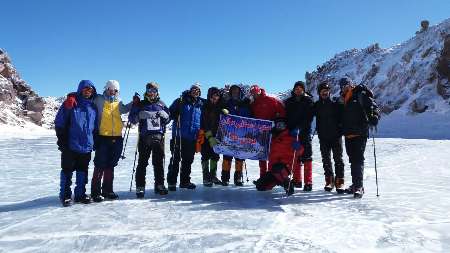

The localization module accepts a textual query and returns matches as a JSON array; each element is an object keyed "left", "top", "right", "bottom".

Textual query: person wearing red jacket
[{"left": 249, "top": 84, "right": 286, "bottom": 179}]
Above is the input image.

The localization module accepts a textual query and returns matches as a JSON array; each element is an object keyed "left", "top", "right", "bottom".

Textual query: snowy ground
[{"left": 1, "top": 132, "right": 450, "bottom": 252}]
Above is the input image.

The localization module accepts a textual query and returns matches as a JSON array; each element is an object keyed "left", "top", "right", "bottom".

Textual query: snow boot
[
  {"left": 74, "top": 171, "right": 91, "bottom": 204},
  {"left": 92, "top": 194, "right": 105, "bottom": 203},
  {"left": 102, "top": 192, "right": 119, "bottom": 200},
  {"left": 59, "top": 170, "right": 73, "bottom": 206},
  {"left": 154, "top": 184, "right": 169, "bottom": 195},
  {"left": 180, "top": 181, "right": 196, "bottom": 189},
  {"left": 324, "top": 176, "right": 334, "bottom": 192},
  {"left": 210, "top": 160, "right": 222, "bottom": 185},
  {"left": 221, "top": 159, "right": 231, "bottom": 186},
  {"left": 303, "top": 184, "right": 313, "bottom": 192},
  {"left": 136, "top": 187, "right": 145, "bottom": 199},
  {"left": 335, "top": 178, "right": 345, "bottom": 194},
  {"left": 345, "top": 184, "right": 355, "bottom": 194},
  {"left": 234, "top": 160, "right": 244, "bottom": 186},
  {"left": 353, "top": 187, "right": 364, "bottom": 198},
  {"left": 202, "top": 160, "right": 213, "bottom": 187}
]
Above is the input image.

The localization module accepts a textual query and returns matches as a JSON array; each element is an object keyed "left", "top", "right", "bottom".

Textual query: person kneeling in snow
[
  {"left": 254, "top": 118, "right": 301, "bottom": 195},
  {"left": 128, "top": 82, "right": 171, "bottom": 198},
  {"left": 55, "top": 80, "right": 98, "bottom": 207}
]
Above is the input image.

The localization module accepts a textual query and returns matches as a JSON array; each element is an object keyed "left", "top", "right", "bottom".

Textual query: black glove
[{"left": 55, "top": 128, "right": 68, "bottom": 152}]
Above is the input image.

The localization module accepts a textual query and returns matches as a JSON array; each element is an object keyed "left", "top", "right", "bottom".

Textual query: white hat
[{"left": 105, "top": 80, "right": 120, "bottom": 92}]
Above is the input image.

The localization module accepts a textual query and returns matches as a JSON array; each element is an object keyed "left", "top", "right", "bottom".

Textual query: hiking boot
[
  {"left": 353, "top": 187, "right": 364, "bottom": 198},
  {"left": 154, "top": 184, "right": 169, "bottom": 195},
  {"left": 324, "top": 176, "right": 335, "bottom": 192},
  {"left": 203, "top": 179, "right": 213, "bottom": 187},
  {"left": 91, "top": 194, "right": 104, "bottom": 203},
  {"left": 74, "top": 194, "right": 92, "bottom": 204},
  {"left": 102, "top": 192, "right": 119, "bottom": 200},
  {"left": 211, "top": 176, "right": 222, "bottom": 185},
  {"left": 303, "top": 184, "right": 313, "bottom": 192},
  {"left": 61, "top": 197, "right": 72, "bottom": 207},
  {"left": 180, "top": 182, "right": 196, "bottom": 190},
  {"left": 234, "top": 171, "right": 244, "bottom": 187},
  {"left": 221, "top": 169, "right": 230, "bottom": 186},
  {"left": 136, "top": 187, "right": 145, "bottom": 199},
  {"left": 345, "top": 184, "right": 355, "bottom": 194},
  {"left": 168, "top": 184, "right": 177, "bottom": 191},
  {"left": 335, "top": 178, "right": 345, "bottom": 194}
]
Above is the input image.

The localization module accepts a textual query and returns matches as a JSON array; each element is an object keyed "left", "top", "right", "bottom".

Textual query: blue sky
[{"left": 2, "top": 0, "right": 449, "bottom": 103}]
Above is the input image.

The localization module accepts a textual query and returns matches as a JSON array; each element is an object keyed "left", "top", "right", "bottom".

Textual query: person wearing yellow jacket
[{"left": 90, "top": 80, "right": 137, "bottom": 202}]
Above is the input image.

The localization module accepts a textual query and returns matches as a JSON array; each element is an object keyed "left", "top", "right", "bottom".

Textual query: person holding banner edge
[
  {"left": 249, "top": 84, "right": 286, "bottom": 181},
  {"left": 220, "top": 85, "right": 252, "bottom": 186}
]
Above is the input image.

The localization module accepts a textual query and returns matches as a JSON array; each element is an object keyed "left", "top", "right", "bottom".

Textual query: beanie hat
[
  {"left": 317, "top": 81, "right": 331, "bottom": 94},
  {"left": 146, "top": 82, "right": 159, "bottom": 90},
  {"left": 250, "top": 84, "right": 262, "bottom": 95},
  {"left": 105, "top": 80, "right": 120, "bottom": 92},
  {"left": 293, "top": 81, "right": 305, "bottom": 90},
  {"left": 190, "top": 82, "right": 201, "bottom": 91},
  {"left": 339, "top": 77, "right": 353, "bottom": 89}
]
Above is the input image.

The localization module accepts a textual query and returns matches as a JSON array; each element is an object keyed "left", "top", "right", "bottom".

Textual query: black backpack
[{"left": 356, "top": 85, "right": 380, "bottom": 127}]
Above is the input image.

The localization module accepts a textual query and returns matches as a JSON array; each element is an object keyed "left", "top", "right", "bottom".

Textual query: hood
[
  {"left": 229, "top": 84, "right": 245, "bottom": 100},
  {"left": 76, "top": 80, "right": 97, "bottom": 96}
]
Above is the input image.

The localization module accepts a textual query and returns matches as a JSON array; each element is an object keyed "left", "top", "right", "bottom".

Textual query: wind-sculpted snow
[{"left": 0, "top": 134, "right": 449, "bottom": 252}]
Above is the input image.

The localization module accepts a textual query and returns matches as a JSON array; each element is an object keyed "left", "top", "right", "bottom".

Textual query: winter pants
[
  {"left": 59, "top": 150, "right": 91, "bottom": 200},
  {"left": 167, "top": 137, "right": 181, "bottom": 185},
  {"left": 319, "top": 137, "right": 345, "bottom": 178},
  {"left": 344, "top": 136, "right": 367, "bottom": 189},
  {"left": 92, "top": 136, "right": 123, "bottom": 195},
  {"left": 259, "top": 160, "right": 268, "bottom": 178},
  {"left": 135, "top": 134, "right": 165, "bottom": 188},
  {"left": 201, "top": 142, "right": 220, "bottom": 162},
  {"left": 167, "top": 137, "right": 196, "bottom": 185}
]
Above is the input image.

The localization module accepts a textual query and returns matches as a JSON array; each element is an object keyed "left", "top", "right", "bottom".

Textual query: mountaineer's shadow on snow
[
  {"left": 0, "top": 196, "right": 61, "bottom": 212},
  {"left": 118, "top": 185, "right": 354, "bottom": 212}
]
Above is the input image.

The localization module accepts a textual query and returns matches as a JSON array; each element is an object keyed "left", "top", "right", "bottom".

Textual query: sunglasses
[
  {"left": 147, "top": 88, "right": 158, "bottom": 93},
  {"left": 82, "top": 87, "right": 93, "bottom": 92}
]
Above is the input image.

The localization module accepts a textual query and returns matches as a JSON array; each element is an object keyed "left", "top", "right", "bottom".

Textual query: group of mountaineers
[{"left": 54, "top": 78, "right": 380, "bottom": 207}]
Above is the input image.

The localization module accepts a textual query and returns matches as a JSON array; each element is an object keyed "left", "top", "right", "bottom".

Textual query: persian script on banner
[{"left": 213, "top": 114, "right": 273, "bottom": 160}]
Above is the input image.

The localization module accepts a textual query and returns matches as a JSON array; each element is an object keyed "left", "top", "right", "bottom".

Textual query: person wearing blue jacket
[
  {"left": 128, "top": 82, "right": 170, "bottom": 198},
  {"left": 166, "top": 83, "right": 204, "bottom": 191},
  {"left": 54, "top": 80, "right": 98, "bottom": 207}
]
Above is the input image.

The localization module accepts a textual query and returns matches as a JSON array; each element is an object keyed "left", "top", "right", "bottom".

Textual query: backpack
[{"left": 356, "top": 85, "right": 380, "bottom": 127}]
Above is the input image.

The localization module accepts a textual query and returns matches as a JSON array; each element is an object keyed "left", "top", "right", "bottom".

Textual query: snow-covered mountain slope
[
  {"left": 0, "top": 134, "right": 449, "bottom": 252},
  {"left": 0, "top": 49, "right": 58, "bottom": 129},
  {"left": 302, "top": 19, "right": 450, "bottom": 115}
]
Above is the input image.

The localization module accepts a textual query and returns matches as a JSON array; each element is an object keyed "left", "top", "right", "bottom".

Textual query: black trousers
[
  {"left": 344, "top": 136, "right": 367, "bottom": 188},
  {"left": 167, "top": 137, "right": 196, "bottom": 185},
  {"left": 135, "top": 134, "right": 165, "bottom": 188},
  {"left": 201, "top": 142, "right": 219, "bottom": 161},
  {"left": 61, "top": 150, "right": 91, "bottom": 174},
  {"left": 319, "top": 137, "right": 344, "bottom": 178}
]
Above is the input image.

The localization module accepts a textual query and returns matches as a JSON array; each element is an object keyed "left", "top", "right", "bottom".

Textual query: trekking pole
[
  {"left": 121, "top": 121, "right": 132, "bottom": 159},
  {"left": 286, "top": 133, "right": 300, "bottom": 196},
  {"left": 129, "top": 132, "right": 140, "bottom": 192},
  {"left": 244, "top": 161, "right": 249, "bottom": 182},
  {"left": 372, "top": 127, "right": 379, "bottom": 197}
]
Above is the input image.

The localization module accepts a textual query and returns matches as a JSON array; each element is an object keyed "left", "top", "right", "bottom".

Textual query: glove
[
  {"left": 64, "top": 93, "right": 77, "bottom": 109},
  {"left": 204, "top": 130, "right": 213, "bottom": 139},
  {"left": 292, "top": 140, "right": 302, "bottom": 151},
  {"left": 156, "top": 110, "right": 169, "bottom": 120},
  {"left": 195, "top": 129, "right": 205, "bottom": 153},
  {"left": 55, "top": 128, "right": 68, "bottom": 152},
  {"left": 208, "top": 137, "right": 218, "bottom": 147},
  {"left": 132, "top": 93, "right": 141, "bottom": 107},
  {"left": 289, "top": 128, "right": 300, "bottom": 137},
  {"left": 222, "top": 108, "right": 229, "bottom": 115}
]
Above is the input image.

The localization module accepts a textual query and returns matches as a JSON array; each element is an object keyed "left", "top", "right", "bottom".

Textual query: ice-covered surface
[{"left": 1, "top": 133, "right": 449, "bottom": 252}]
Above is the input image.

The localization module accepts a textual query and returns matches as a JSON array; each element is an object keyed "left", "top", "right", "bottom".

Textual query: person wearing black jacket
[
  {"left": 199, "top": 87, "right": 223, "bottom": 187},
  {"left": 313, "top": 81, "right": 345, "bottom": 193},
  {"left": 284, "top": 81, "right": 315, "bottom": 191},
  {"left": 339, "top": 77, "right": 379, "bottom": 198}
]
